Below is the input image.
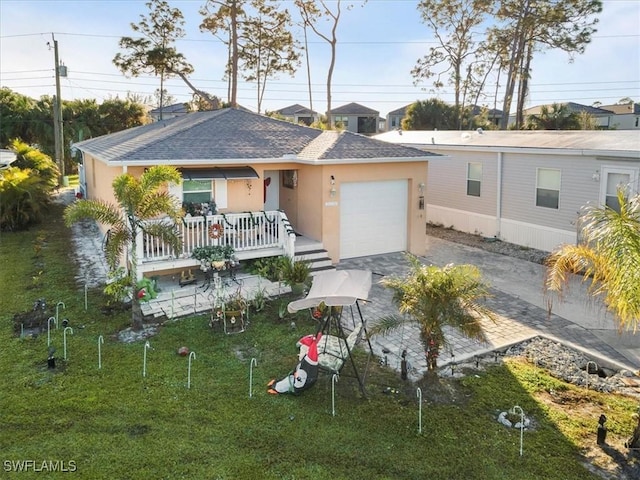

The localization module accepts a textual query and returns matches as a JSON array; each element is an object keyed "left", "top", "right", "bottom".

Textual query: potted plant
[
  {"left": 280, "top": 256, "right": 311, "bottom": 295},
  {"left": 192, "top": 245, "right": 235, "bottom": 271},
  {"left": 183, "top": 200, "right": 217, "bottom": 218}
]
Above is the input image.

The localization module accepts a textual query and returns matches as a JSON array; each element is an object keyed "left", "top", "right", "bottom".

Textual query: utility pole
[{"left": 52, "top": 34, "right": 65, "bottom": 183}]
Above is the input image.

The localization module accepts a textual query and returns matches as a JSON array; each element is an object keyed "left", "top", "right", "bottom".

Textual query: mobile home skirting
[{"left": 427, "top": 204, "right": 576, "bottom": 252}]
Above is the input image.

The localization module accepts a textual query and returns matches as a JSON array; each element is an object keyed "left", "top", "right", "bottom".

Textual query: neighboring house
[
  {"left": 512, "top": 102, "right": 615, "bottom": 129},
  {"left": 599, "top": 102, "right": 640, "bottom": 130},
  {"left": 149, "top": 102, "right": 190, "bottom": 122},
  {"left": 386, "top": 104, "right": 411, "bottom": 131},
  {"left": 329, "top": 102, "right": 379, "bottom": 135},
  {"left": 470, "top": 105, "right": 503, "bottom": 127},
  {"left": 74, "top": 108, "right": 436, "bottom": 278},
  {"left": 375, "top": 129, "right": 640, "bottom": 253},
  {"left": 271, "top": 104, "right": 319, "bottom": 126}
]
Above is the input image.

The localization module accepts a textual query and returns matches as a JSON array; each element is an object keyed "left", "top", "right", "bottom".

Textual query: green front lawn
[{"left": 0, "top": 201, "right": 637, "bottom": 479}]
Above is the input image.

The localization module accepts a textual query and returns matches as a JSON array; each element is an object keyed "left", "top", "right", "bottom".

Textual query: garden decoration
[
  {"left": 417, "top": 388, "right": 423, "bottom": 434},
  {"left": 47, "top": 346, "right": 56, "bottom": 369},
  {"left": 55, "top": 301, "right": 65, "bottom": 327},
  {"left": 625, "top": 413, "right": 640, "bottom": 449},
  {"left": 597, "top": 414, "right": 607, "bottom": 445},
  {"left": 187, "top": 351, "right": 196, "bottom": 389},
  {"left": 586, "top": 361, "right": 598, "bottom": 390},
  {"left": 332, "top": 374, "right": 339, "bottom": 416},
  {"left": 249, "top": 358, "right": 257, "bottom": 398},
  {"left": 267, "top": 333, "right": 321, "bottom": 395},
  {"left": 512, "top": 405, "right": 525, "bottom": 456},
  {"left": 143, "top": 341, "right": 152, "bottom": 377},
  {"left": 136, "top": 278, "right": 158, "bottom": 302},
  {"left": 63, "top": 327, "right": 73, "bottom": 360},
  {"left": 47, "top": 316, "right": 57, "bottom": 347},
  {"left": 97, "top": 335, "right": 104, "bottom": 369}
]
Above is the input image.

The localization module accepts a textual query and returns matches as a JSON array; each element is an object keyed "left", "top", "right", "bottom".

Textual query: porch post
[{"left": 285, "top": 232, "right": 296, "bottom": 259}]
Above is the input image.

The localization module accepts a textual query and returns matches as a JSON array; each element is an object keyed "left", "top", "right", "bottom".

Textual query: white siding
[{"left": 426, "top": 151, "right": 498, "bottom": 217}]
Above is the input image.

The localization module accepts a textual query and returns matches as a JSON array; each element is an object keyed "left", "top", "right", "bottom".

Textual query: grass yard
[{"left": 0, "top": 199, "right": 638, "bottom": 479}]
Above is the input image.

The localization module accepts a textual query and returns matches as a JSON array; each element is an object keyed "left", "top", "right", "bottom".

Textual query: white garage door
[{"left": 340, "top": 180, "right": 408, "bottom": 259}]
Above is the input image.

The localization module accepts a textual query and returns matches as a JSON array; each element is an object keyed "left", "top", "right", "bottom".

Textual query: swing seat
[{"left": 316, "top": 323, "right": 363, "bottom": 373}]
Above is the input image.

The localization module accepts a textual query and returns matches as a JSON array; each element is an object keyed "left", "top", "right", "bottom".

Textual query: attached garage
[{"left": 339, "top": 180, "right": 408, "bottom": 259}]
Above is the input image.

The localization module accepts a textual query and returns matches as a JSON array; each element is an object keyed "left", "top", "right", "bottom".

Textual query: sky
[{"left": 1, "top": 0, "right": 639, "bottom": 118}]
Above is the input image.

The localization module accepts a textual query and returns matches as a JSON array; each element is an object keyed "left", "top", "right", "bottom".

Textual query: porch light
[{"left": 329, "top": 175, "right": 337, "bottom": 197}]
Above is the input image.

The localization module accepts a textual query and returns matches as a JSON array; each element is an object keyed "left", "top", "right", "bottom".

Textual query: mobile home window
[
  {"left": 536, "top": 168, "right": 561, "bottom": 209},
  {"left": 467, "top": 162, "right": 482, "bottom": 197}
]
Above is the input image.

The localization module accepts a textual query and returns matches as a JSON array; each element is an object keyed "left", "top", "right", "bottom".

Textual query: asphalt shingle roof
[
  {"left": 330, "top": 102, "right": 379, "bottom": 115},
  {"left": 74, "top": 108, "right": 436, "bottom": 164}
]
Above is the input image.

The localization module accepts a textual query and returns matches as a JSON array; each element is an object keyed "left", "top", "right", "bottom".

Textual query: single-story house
[
  {"left": 149, "top": 102, "right": 191, "bottom": 122},
  {"left": 375, "top": 129, "right": 640, "bottom": 252},
  {"left": 74, "top": 108, "right": 436, "bottom": 278},
  {"left": 512, "top": 102, "right": 615, "bottom": 129},
  {"left": 599, "top": 102, "right": 640, "bottom": 130},
  {"left": 329, "top": 102, "right": 380, "bottom": 135},
  {"left": 271, "top": 104, "right": 319, "bottom": 126}
]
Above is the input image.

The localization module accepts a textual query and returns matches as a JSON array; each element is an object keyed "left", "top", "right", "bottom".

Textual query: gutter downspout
[{"left": 496, "top": 152, "right": 503, "bottom": 239}]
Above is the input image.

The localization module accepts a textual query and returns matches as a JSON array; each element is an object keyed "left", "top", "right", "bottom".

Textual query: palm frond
[
  {"left": 63, "top": 199, "right": 124, "bottom": 229},
  {"left": 545, "top": 190, "right": 640, "bottom": 332}
]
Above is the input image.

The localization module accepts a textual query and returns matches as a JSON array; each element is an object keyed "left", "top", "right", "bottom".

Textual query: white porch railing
[{"left": 137, "top": 210, "right": 296, "bottom": 268}]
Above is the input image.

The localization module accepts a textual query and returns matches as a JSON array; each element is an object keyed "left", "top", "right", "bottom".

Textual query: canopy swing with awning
[{"left": 287, "top": 269, "right": 374, "bottom": 396}]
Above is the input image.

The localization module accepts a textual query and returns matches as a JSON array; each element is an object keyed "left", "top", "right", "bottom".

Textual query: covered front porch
[{"left": 137, "top": 210, "right": 298, "bottom": 278}]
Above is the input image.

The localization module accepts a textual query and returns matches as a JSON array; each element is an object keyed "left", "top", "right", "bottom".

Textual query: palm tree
[
  {"left": 64, "top": 166, "right": 183, "bottom": 330},
  {"left": 545, "top": 189, "right": 640, "bottom": 333},
  {"left": 369, "top": 255, "right": 496, "bottom": 372},
  {"left": 526, "top": 103, "right": 581, "bottom": 130}
]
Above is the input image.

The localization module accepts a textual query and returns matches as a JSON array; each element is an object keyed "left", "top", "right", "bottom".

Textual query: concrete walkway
[{"left": 339, "top": 237, "right": 640, "bottom": 380}]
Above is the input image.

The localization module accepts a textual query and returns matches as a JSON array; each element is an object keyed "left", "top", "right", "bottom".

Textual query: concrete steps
[{"left": 294, "top": 241, "right": 336, "bottom": 276}]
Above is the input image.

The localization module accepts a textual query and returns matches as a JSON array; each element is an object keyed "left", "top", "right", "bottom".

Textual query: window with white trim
[
  {"left": 466, "top": 162, "right": 482, "bottom": 197},
  {"left": 604, "top": 172, "right": 631, "bottom": 212},
  {"left": 183, "top": 180, "right": 213, "bottom": 204},
  {"left": 174, "top": 179, "right": 228, "bottom": 212},
  {"left": 536, "top": 168, "right": 561, "bottom": 209}
]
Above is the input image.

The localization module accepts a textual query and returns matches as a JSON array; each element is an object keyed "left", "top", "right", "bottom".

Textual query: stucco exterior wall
[{"left": 318, "top": 161, "right": 428, "bottom": 262}]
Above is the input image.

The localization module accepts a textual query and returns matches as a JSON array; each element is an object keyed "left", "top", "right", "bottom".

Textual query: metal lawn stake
[
  {"left": 55, "top": 302, "right": 65, "bottom": 327},
  {"left": 84, "top": 283, "right": 88, "bottom": 311},
  {"left": 187, "top": 351, "right": 196, "bottom": 389},
  {"left": 143, "top": 341, "right": 152, "bottom": 377},
  {"left": 417, "top": 387, "right": 423, "bottom": 434},
  {"left": 63, "top": 327, "right": 73, "bottom": 360},
  {"left": 97, "top": 335, "right": 104, "bottom": 369},
  {"left": 171, "top": 290, "right": 175, "bottom": 319},
  {"left": 332, "top": 374, "right": 339, "bottom": 416},
  {"left": 249, "top": 358, "right": 257, "bottom": 398},
  {"left": 586, "top": 361, "right": 598, "bottom": 390},
  {"left": 512, "top": 405, "right": 525, "bottom": 456},
  {"left": 47, "top": 317, "right": 57, "bottom": 346}
]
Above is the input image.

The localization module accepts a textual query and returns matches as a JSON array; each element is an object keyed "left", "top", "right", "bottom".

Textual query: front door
[{"left": 263, "top": 170, "right": 279, "bottom": 211}]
